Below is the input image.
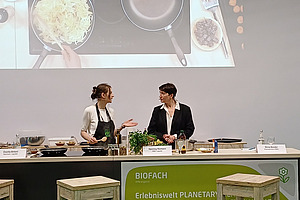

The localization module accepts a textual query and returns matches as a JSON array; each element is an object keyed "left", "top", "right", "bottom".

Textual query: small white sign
[
  {"left": 0, "top": 149, "right": 27, "bottom": 159},
  {"left": 256, "top": 144, "right": 287, "bottom": 154},
  {"left": 143, "top": 146, "right": 172, "bottom": 156}
]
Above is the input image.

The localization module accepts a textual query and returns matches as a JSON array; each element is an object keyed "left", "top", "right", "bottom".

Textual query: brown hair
[
  {"left": 159, "top": 83, "right": 177, "bottom": 98},
  {"left": 91, "top": 83, "right": 112, "bottom": 100}
]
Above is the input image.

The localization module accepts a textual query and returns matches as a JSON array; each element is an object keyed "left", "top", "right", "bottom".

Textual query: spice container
[
  {"left": 119, "top": 135, "right": 128, "bottom": 155},
  {"left": 119, "top": 146, "right": 127, "bottom": 155},
  {"left": 108, "top": 144, "right": 119, "bottom": 156}
]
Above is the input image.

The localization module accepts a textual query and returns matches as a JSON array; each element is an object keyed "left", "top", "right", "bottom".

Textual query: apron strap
[{"left": 95, "top": 103, "right": 112, "bottom": 122}]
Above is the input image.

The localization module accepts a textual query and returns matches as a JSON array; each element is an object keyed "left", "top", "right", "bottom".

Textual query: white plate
[{"left": 191, "top": 17, "right": 223, "bottom": 51}]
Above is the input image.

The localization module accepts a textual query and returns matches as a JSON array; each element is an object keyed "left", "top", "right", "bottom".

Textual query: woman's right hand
[
  {"left": 61, "top": 45, "right": 81, "bottom": 68},
  {"left": 88, "top": 136, "right": 107, "bottom": 144},
  {"left": 88, "top": 136, "right": 98, "bottom": 144}
]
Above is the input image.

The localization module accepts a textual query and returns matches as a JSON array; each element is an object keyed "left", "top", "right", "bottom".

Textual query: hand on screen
[{"left": 61, "top": 45, "right": 81, "bottom": 68}]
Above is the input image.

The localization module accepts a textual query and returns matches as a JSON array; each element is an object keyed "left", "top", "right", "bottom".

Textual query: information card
[
  {"left": 256, "top": 144, "right": 287, "bottom": 154},
  {"left": 0, "top": 149, "right": 27, "bottom": 159},
  {"left": 143, "top": 146, "right": 172, "bottom": 156}
]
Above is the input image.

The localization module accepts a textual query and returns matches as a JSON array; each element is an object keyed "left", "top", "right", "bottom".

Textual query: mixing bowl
[{"left": 27, "top": 136, "right": 45, "bottom": 146}]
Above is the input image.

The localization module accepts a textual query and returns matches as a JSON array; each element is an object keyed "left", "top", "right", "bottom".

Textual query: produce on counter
[{"left": 129, "top": 130, "right": 159, "bottom": 154}]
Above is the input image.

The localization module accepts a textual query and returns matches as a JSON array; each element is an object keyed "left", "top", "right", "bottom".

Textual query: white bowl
[{"left": 191, "top": 17, "right": 223, "bottom": 51}]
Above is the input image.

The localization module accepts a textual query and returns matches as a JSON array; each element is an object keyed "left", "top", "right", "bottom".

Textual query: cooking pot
[{"left": 121, "top": 0, "right": 187, "bottom": 66}]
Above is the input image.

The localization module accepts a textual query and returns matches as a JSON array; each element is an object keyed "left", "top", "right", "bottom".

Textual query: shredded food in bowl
[{"left": 33, "top": 0, "right": 93, "bottom": 45}]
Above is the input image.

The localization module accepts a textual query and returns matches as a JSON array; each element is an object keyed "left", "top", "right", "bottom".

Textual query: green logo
[
  {"left": 279, "top": 167, "right": 290, "bottom": 183},
  {"left": 105, "top": 129, "right": 110, "bottom": 137}
]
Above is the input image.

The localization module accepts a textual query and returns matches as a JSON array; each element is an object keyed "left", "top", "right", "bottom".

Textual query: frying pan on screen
[
  {"left": 121, "top": 0, "right": 187, "bottom": 66},
  {"left": 30, "top": 0, "right": 95, "bottom": 69}
]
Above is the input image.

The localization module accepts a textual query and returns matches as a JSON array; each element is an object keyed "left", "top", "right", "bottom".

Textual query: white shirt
[
  {"left": 160, "top": 101, "right": 180, "bottom": 135},
  {"left": 81, "top": 105, "right": 115, "bottom": 136}
]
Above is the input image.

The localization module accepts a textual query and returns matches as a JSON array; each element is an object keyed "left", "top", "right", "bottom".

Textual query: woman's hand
[
  {"left": 163, "top": 134, "right": 176, "bottom": 144},
  {"left": 115, "top": 119, "right": 138, "bottom": 136},
  {"left": 88, "top": 136, "right": 107, "bottom": 144},
  {"left": 61, "top": 45, "right": 81, "bottom": 68},
  {"left": 88, "top": 136, "right": 98, "bottom": 144},
  {"left": 122, "top": 119, "right": 138, "bottom": 128}
]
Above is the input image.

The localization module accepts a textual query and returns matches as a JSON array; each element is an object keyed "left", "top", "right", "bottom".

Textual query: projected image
[{"left": 0, "top": 0, "right": 235, "bottom": 69}]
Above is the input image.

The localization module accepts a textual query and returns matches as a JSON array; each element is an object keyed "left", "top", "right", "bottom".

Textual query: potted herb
[{"left": 129, "top": 130, "right": 157, "bottom": 154}]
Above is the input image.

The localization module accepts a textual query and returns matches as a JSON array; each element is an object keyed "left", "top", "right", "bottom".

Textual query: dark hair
[
  {"left": 159, "top": 83, "right": 177, "bottom": 98},
  {"left": 91, "top": 83, "right": 112, "bottom": 100}
]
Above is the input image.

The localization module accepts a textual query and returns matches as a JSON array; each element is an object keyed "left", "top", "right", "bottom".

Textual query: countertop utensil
[
  {"left": 202, "top": 0, "right": 228, "bottom": 58},
  {"left": 207, "top": 138, "right": 242, "bottom": 143}
]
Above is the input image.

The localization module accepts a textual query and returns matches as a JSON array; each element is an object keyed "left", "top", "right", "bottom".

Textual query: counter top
[{"left": 1, "top": 148, "right": 300, "bottom": 164}]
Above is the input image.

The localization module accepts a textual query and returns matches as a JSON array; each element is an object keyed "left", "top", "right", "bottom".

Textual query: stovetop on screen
[{"left": 28, "top": 0, "right": 191, "bottom": 55}]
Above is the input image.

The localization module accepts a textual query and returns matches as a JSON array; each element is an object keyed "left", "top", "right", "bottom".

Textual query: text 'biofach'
[{"left": 135, "top": 172, "right": 168, "bottom": 179}]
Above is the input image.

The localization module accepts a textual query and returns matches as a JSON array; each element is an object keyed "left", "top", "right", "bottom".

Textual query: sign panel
[
  {"left": 0, "top": 149, "right": 27, "bottom": 159},
  {"left": 121, "top": 160, "right": 298, "bottom": 200},
  {"left": 143, "top": 146, "right": 172, "bottom": 156},
  {"left": 257, "top": 144, "right": 287, "bottom": 154}
]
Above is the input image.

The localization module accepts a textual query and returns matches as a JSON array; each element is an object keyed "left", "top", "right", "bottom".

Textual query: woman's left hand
[{"left": 122, "top": 119, "right": 138, "bottom": 128}]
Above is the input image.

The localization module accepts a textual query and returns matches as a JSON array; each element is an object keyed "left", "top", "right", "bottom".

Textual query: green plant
[{"left": 129, "top": 130, "right": 157, "bottom": 154}]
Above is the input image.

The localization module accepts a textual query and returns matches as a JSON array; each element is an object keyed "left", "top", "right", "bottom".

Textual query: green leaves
[{"left": 129, "top": 130, "right": 157, "bottom": 154}]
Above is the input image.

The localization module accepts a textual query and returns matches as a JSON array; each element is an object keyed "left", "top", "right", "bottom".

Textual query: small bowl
[
  {"left": 67, "top": 141, "right": 76, "bottom": 146},
  {"left": 192, "top": 17, "right": 223, "bottom": 51},
  {"left": 197, "top": 148, "right": 213, "bottom": 153},
  {"left": 55, "top": 141, "right": 65, "bottom": 146},
  {"left": 30, "top": 149, "right": 38, "bottom": 154}
]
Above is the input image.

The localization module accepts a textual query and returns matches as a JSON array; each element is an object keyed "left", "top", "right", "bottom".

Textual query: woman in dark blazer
[{"left": 147, "top": 83, "right": 195, "bottom": 146}]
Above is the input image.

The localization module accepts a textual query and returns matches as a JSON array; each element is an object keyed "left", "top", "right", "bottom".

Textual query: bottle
[
  {"left": 116, "top": 129, "right": 121, "bottom": 145},
  {"left": 213, "top": 139, "right": 218, "bottom": 153},
  {"left": 177, "top": 130, "right": 186, "bottom": 154},
  {"left": 178, "top": 130, "right": 186, "bottom": 140},
  {"left": 15, "top": 134, "right": 21, "bottom": 148},
  {"left": 258, "top": 130, "right": 264, "bottom": 144}
]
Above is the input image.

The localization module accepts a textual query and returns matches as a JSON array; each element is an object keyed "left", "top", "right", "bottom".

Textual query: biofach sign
[{"left": 121, "top": 160, "right": 297, "bottom": 200}]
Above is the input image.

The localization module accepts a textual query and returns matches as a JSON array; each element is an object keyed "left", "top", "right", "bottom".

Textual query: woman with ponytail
[{"left": 81, "top": 83, "right": 138, "bottom": 145}]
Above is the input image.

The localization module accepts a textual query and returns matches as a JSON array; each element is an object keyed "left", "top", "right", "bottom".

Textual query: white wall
[
  {"left": 1, "top": 58, "right": 300, "bottom": 148},
  {"left": 0, "top": 0, "right": 300, "bottom": 148}
]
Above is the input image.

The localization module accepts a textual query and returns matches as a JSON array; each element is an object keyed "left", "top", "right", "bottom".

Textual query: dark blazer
[{"left": 147, "top": 103, "right": 195, "bottom": 142}]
